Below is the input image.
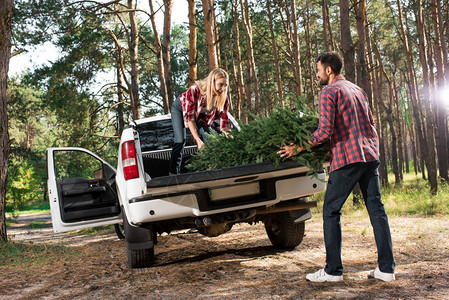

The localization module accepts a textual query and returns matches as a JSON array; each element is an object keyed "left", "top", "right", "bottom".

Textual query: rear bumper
[{"left": 126, "top": 170, "right": 326, "bottom": 225}]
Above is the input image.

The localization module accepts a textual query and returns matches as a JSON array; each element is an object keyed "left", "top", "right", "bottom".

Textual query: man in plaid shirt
[{"left": 279, "top": 52, "right": 395, "bottom": 282}]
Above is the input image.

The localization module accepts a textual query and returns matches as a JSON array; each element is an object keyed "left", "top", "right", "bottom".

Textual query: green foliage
[
  {"left": 6, "top": 159, "right": 40, "bottom": 211},
  {"left": 53, "top": 150, "right": 103, "bottom": 179},
  {"left": 187, "top": 97, "right": 329, "bottom": 173},
  {"left": 311, "top": 172, "right": 449, "bottom": 216},
  {"left": 6, "top": 201, "right": 50, "bottom": 215},
  {"left": 382, "top": 174, "right": 449, "bottom": 216}
]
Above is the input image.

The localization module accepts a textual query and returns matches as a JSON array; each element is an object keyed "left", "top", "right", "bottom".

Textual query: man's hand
[{"left": 277, "top": 143, "right": 305, "bottom": 158}]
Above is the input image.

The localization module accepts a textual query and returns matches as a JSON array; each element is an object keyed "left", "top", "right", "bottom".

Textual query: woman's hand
[
  {"left": 277, "top": 143, "right": 305, "bottom": 158},
  {"left": 196, "top": 139, "right": 204, "bottom": 150}
]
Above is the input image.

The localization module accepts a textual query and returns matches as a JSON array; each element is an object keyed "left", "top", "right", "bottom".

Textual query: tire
[
  {"left": 127, "top": 247, "right": 155, "bottom": 268},
  {"left": 122, "top": 207, "right": 155, "bottom": 268},
  {"left": 114, "top": 223, "right": 125, "bottom": 240},
  {"left": 264, "top": 212, "right": 305, "bottom": 249}
]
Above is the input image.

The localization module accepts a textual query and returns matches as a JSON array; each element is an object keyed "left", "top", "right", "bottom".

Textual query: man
[{"left": 278, "top": 52, "right": 395, "bottom": 282}]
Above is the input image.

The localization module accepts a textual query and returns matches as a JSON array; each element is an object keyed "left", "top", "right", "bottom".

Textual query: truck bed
[
  {"left": 147, "top": 160, "right": 315, "bottom": 188},
  {"left": 142, "top": 160, "right": 326, "bottom": 201}
]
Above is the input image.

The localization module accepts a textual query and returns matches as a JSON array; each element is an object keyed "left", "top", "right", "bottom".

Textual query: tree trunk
[
  {"left": 408, "top": 125, "right": 418, "bottom": 175},
  {"left": 353, "top": 2, "right": 369, "bottom": 203},
  {"left": 367, "top": 27, "right": 387, "bottom": 185},
  {"left": 323, "top": 0, "right": 330, "bottom": 52},
  {"left": 374, "top": 71, "right": 388, "bottom": 186},
  {"left": 128, "top": 0, "right": 140, "bottom": 119},
  {"left": 149, "top": 0, "right": 169, "bottom": 113},
  {"left": 201, "top": 0, "right": 218, "bottom": 70},
  {"left": 373, "top": 42, "right": 400, "bottom": 183},
  {"left": 162, "top": 0, "right": 174, "bottom": 108},
  {"left": 403, "top": 117, "right": 409, "bottom": 173},
  {"left": 355, "top": 0, "right": 373, "bottom": 107},
  {"left": 188, "top": 0, "right": 197, "bottom": 86},
  {"left": 304, "top": 8, "right": 316, "bottom": 107},
  {"left": 116, "top": 53, "right": 125, "bottom": 136},
  {"left": 415, "top": 0, "right": 437, "bottom": 181},
  {"left": 212, "top": 3, "right": 220, "bottom": 67},
  {"left": 267, "top": 0, "right": 284, "bottom": 105},
  {"left": 339, "top": 0, "right": 355, "bottom": 82},
  {"left": 290, "top": 0, "right": 303, "bottom": 98},
  {"left": 0, "top": 0, "right": 13, "bottom": 242},
  {"left": 393, "top": 79, "right": 404, "bottom": 181},
  {"left": 431, "top": 0, "right": 449, "bottom": 182},
  {"left": 397, "top": 0, "right": 437, "bottom": 193},
  {"left": 232, "top": 0, "right": 245, "bottom": 121},
  {"left": 240, "top": 0, "right": 260, "bottom": 114}
]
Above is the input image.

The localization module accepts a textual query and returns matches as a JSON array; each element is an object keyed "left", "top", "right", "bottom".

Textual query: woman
[{"left": 169, "top": 68, "right": 231, "bottom": 175}]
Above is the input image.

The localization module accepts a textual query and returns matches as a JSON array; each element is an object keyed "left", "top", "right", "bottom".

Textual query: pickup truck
[{"left": 47, "top": 114, "right": 326, "bottom": 268}]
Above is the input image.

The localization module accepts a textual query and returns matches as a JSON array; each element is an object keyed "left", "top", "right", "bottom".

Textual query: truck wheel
[
  {"left": 114, "top": 223, "right": 125, "bottom": 239},
  {"left": 127, "top": 247, "right": 154, "bottom": 268},
  {"left": 264, "top": 212, "right": 305, "bottom": 249},
  {"left": 122, "top": 207, "right": 155, "bottom": 268}
]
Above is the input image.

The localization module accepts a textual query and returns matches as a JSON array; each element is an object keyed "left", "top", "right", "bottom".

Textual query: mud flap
[{"left": 123, "top": 208, "right": 155, "bottom": 268}]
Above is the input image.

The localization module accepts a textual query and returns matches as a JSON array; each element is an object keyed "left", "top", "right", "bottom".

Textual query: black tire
[
  {"left": 127, "top": 247, "right": 155, "bottom": 268},
  {"left": 264, "top": 212, "right": 305, "bottom": 249},
  {"left": 114, "top": 223, "right": 125, "bottom": 240},
  {"left": 122, "top": 207, "right": 155, "bottom": 268}
]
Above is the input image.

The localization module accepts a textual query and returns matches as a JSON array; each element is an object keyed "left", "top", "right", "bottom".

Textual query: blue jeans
[
  {"left": 169, "top": 97, "right": 211, "bottom": 174},
  {"left": 323, "top": 161, "right": 395, "bottom": 275}
]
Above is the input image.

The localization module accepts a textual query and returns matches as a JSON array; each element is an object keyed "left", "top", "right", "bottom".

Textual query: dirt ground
[{"left": 2, "top": 212, "right": 449, "bottom": 299}]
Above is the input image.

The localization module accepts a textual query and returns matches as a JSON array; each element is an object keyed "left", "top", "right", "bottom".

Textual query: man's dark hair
[{"left": 316, "top": 52, "right": 343, "bottom": 75}]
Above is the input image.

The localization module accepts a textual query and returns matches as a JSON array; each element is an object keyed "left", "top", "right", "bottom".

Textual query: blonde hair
[{"left": 196, "top": 68, "right": 229, "bottom": 112}]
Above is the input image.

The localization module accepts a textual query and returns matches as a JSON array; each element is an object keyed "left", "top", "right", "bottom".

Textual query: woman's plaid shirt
[
  {"left": 311, "top": 76, "right": 379, "bottom": 173},
  {"left": 179, "top": 83, "right": 230, "bottom": 131}
]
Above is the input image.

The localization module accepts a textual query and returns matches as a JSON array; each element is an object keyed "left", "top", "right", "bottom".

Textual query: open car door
[{"left": 47, "top": 147, "right": 121, "bottom": 233}]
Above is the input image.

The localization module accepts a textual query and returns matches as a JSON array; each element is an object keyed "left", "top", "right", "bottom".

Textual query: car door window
[{"left": 54, "top": 150, "right": 103, "bottom": 179}]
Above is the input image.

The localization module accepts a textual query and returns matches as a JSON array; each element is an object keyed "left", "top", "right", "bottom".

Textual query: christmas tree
[{"left": 186, "top": 99, "right": 329, "bottom": 174}]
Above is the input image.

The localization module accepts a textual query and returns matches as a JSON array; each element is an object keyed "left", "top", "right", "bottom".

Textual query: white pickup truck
[{"left": 47, "top": 114, "right": 326, "bottom": 268}]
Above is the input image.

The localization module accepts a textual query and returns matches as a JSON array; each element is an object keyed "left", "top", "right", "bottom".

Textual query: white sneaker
[
  {"left": 369, "top": 267, "right": 395, "bottom": 282},
  {"left": 306, "top": 269, "right": 343, "bottom": 282}
]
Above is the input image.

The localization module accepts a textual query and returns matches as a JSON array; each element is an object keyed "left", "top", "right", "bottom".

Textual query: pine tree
[{"left": 187, "top": 99, "right": 329, "bottom": 174}]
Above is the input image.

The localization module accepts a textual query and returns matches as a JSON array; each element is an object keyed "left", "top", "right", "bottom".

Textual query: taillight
[{"left": 121, "top": 140, "right": 139, "bottom": 180}]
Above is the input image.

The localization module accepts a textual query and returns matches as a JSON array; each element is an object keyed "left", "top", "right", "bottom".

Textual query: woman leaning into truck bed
[{"left": 169, "top": 68, "right": 231, "bottom": 175}]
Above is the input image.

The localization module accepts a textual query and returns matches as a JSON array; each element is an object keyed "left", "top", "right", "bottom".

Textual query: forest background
[{"left": 0, "top": 0, "right": 448, "bottom": 240}]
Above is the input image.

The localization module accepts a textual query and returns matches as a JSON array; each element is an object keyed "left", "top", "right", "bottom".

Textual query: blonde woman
[{"left": 169, "top": 68, "right": 231, "bottom": 175}]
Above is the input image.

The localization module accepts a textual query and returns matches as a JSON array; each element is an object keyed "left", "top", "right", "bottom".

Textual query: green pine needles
[{"left": 186, "top": 99, "right": 329, "bottom": 174}]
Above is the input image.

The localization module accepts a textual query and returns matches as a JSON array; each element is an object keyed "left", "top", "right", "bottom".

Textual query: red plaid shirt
[
  {"left": 312, "top": 76, "right": 379, "bottom": 173},
  {"left": 179, "top": 83, "right": 230, "bottom": 131}
]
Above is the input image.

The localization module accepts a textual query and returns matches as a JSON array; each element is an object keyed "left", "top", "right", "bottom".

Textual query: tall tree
[
  {"left": 188, "top": 0, "right": 197, "bottom": 86},
  {"left": 231, "top": 0, "right": 245, "bottom": 121},
  {"left": 290, "top": 0, "right": 303, "bottom": 98},
  {"left": 162, "top": 0, "right": 174, "bottom": 107},
  {"left": 149, "top": 0, "right": 169, "bottom": 113},
  {"left": 240, "top": 0, "right": 260, "bottom": 114},
  {"left": 339, "top": 0, "right": 355, "bottom": 82},
  {"left": 201, "top": 0, "right": 218, "bottom": 70},
  {"left": 128, "top": 0, "right": 140, "bottom": 119},
  {"left": 355, "top": 0, "right": 372, "bottom": 106},
  {"left": 430, "top": 0, "right": 448, "bottom": 182},
  {"left": 267, "top": 0, "right": 284, "bottom": 104},
  {"left": 322, "top": 0, "right": 330, "bottom": 52},
  {"left": 303, "top": 7, "right": 317, "bottom": 107},
  {"left": 396, "top": 0, "right": 437, "bottom": 193},
  {"left": 0, "top": 0, "right": 13, "bottom": 242}
]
